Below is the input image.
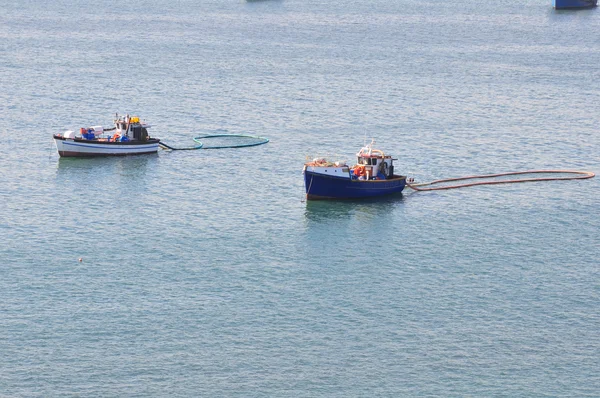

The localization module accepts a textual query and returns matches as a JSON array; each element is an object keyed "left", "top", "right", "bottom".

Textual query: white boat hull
[{"left": 54, "top": 136, "right": 160, "bottom": 157}]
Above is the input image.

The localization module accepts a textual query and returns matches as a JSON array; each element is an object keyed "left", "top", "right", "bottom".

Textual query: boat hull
[
  {"left": 54, "top": 135, "right": 160, "bottom": 157},
  {"left": 304, "top": 170, "right": 406, "bottom": 200},
  {"left": 553, "top": 0, "right": 597, "bottom": 8}
]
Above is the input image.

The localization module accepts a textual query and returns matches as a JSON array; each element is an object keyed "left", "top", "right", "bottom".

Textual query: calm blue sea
[{"left": 1, "top": 0, "right": 599, "bottom": 396}]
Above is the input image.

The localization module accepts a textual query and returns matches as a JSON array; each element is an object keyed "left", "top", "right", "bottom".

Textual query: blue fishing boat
[
  {"left": 303, "top": 140, "right": 406, "bottom": 200},
  {"left": 553, "top": 0, "right": 597, "bottom": 9}
]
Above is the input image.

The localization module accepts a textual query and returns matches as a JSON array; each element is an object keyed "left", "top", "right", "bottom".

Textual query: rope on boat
[
  {"left": 304, "top": 175, "right": 315, "bottom": 201},
  {"left": 159, "top": 134, "right": 269, "bottom": 151},
  {"left": 405, "top": 170, "right": 595, "bottom": 192}
]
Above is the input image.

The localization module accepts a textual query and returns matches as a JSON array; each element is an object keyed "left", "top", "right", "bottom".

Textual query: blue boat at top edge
[
  {"left": 303, "top": 140, "right": 406, "bottom": 200},
  {"left": 553, "top": 0, "right": 597, "bottom": 9}
]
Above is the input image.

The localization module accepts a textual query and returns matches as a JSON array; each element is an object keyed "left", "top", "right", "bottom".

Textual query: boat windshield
[{"left": 358, "top": 157, "right": 378, "bottom": 165}]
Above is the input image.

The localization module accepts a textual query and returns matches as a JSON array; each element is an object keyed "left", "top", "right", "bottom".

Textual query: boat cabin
[
  {"left": 114, "top": 114, "right": 150, "bottom": 142},
  {"left": 352, "top": 141, "right": 395, "bottom": 180}
]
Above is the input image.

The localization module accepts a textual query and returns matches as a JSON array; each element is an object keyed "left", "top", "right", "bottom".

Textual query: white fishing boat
[{"left": 53, "top": 113, "right": 160, "bottom": 157}]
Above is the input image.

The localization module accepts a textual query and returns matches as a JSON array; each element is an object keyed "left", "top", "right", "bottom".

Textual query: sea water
[{"left": 1, "top": 0, "right": 599, "bottom": 396}]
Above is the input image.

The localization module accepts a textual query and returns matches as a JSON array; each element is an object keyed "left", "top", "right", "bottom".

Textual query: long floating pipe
[{"left": 406, "top": 170, "right": 595, "bottom": 191}]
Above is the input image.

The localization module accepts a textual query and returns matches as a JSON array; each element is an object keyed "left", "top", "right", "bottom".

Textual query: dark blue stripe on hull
[
  {"left": 304, "top": 170, "right": 406, "bottom": 200},
  {"left": 553, "top": 0, "right": 597, "bottom": 8}
]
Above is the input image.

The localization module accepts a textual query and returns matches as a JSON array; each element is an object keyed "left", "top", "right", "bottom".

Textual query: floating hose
[
  {"left": 194, "top": 134, "right": 269, "bottom": 149},
  {"left": 159, "top": 134, "right": 269, "bottom": 151},
  {"left": 159, "top": 141, "right": 203, "bottom": 150},
  {"left": 406, "top": 170, "right": 595, "bottom": 192}
]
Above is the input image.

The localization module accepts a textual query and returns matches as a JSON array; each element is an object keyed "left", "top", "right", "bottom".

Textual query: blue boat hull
[
  {"left": 304, "top": 170, "right": 406, "bottom": 200},
  {"left": 553, "top": 0, "right": 597, "bottom": 8}
]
